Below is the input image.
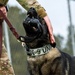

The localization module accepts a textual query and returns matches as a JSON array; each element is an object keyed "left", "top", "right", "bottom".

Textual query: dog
[{"left": 20, "top": 7, "right": 75, "bottom": 75}]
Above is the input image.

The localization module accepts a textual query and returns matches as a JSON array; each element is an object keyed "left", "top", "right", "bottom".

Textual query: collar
[{"left": 27, "top": 44, "right": 51, "bottom": 57}]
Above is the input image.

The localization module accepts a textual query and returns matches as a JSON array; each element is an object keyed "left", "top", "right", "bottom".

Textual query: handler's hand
[{"left": 0, "top": 6, "right": 7, "bottom": 19}]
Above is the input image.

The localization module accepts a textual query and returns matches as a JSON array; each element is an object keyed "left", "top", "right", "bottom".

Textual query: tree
[
  {"left": 54, "top": 34, "right": 64, "bottom": 50},
  {"left": 63, "top": 25, "right": 74, "bottom": 55}
]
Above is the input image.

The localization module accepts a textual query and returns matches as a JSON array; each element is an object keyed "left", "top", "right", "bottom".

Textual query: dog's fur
[
  {"left": 23, "top": 7, "right": 75, "bottom": 75},
  {"left": 27, "top": 48, "right": 75, "bottom": 75}
]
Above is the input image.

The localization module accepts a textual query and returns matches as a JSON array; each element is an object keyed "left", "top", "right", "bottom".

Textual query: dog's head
[
  {"left": 19, "top": 7, "right": 56, "bottom": 48},
  {"left": 23, "top": 7, "right": 48, "bottom": 39},
  {"left": 18, "top": 7, "right": 56, "bottom": 48}
]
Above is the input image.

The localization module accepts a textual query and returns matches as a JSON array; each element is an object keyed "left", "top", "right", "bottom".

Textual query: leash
[
  {"left": 0, "top": 10, "right": 20, "bottom": 39},
  {"left": 0, "top": 10, "right": 20, "bottom": 57}
]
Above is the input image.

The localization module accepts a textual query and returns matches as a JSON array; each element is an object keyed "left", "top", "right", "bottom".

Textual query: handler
[{"left": 0, "top": 0, "right": 15, "bottom": 75}]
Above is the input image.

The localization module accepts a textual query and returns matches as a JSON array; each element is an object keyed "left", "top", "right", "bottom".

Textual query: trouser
[{"left": 0, "top": 43, "right": 15, "bottom": 75}]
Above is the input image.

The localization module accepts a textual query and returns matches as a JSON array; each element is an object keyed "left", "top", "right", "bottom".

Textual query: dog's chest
[{"left": 27, "top": 48, "right": 61, "bottom": 75}]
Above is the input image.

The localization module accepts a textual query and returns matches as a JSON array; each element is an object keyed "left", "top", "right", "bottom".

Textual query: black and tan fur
[
  {"left": 22, "top": 7, "right": 75, "bottom": 75},
  {"left": 27, "top": 48, "right": 75, "bottom": 75}
]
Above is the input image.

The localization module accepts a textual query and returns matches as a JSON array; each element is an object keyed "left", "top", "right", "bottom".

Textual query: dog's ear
[{"left": 27, "top": 7, "right": 38, "bottom": 18}]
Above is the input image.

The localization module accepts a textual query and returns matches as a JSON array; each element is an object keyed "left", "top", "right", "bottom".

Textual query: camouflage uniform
[
  {"left": 0, "top": 0, "right": 8, "bottom": 5},
  {"left": 0, "top": 41, "right": 15, "bottom": 75},
  {"left": 0, "top": 0, "right": 47, "bottom": 18},
  {"left": 17, "top": 0, "right": 47, "bottom": 18},
  {"left": 0, "top": 0, "right": 15, "bottom": 75}
]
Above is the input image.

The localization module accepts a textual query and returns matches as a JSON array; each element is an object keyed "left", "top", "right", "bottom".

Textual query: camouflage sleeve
[
  {"left": 17, "top": 0, "right": 47, "bottom": 18},
  {"left": 0, "top": 0, "right": 8, "bottom": 6}
]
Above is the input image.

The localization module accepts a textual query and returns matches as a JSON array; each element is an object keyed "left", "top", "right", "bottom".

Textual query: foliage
[
  {"left": 54, "top": 34, "right": 64, "bottom": 49},
  {"left": 63, "top": 25, "right": 74, "bottom": 55}
]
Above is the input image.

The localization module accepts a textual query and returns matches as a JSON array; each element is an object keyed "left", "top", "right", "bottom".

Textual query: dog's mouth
[
  {"left": 23, "top": 17, "right": 43, "bottom": 37},
  {"left": 19, "top": 16, "right": 43, "bottom": 43}
]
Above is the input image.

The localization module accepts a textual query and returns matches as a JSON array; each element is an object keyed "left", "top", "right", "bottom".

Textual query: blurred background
[{"left": 3, "top": 0, "right": 75, "bottom": 75}]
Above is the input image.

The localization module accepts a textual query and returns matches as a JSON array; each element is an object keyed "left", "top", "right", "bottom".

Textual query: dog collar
[{"left": 27, "top": 44, "right": 51, "bottom": 57}]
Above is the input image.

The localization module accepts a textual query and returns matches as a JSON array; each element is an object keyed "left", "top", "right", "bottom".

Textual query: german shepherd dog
[{"left": 20, "top": 7, "right": 75, "bottom": 75}]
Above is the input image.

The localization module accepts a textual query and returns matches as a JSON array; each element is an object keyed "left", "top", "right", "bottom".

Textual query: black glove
[{"left": 50, "top": 42, "right": 56, "bottom": 48}]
